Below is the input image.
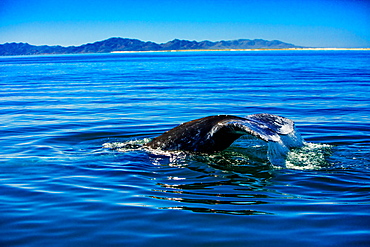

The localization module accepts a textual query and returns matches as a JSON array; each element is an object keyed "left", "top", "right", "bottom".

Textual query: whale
[{"left": 145, "top": 114, "right": 304, "bottom": 156}]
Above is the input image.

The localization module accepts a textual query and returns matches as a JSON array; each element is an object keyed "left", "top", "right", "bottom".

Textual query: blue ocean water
[{"left": 0, "top": 51, "right": 369, "bottom": 246}]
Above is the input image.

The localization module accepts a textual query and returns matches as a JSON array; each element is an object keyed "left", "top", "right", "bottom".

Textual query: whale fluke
[{"left": 145, "top": 114, "right": 304, "bottom": 156}]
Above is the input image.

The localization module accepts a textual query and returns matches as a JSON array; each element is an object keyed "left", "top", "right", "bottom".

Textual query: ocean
[{"left": 1, "top": 51, "right": 369, "bottom": 246}]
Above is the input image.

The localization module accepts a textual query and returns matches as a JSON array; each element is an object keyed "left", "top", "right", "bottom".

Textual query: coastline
[{"left": 111, "top": 47, "right": 370, "bottom": 53}]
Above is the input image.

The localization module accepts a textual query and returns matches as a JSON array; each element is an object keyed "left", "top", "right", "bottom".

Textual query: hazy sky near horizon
[{"left": 0, "top": 0, "right": 369, "bottom": 48}]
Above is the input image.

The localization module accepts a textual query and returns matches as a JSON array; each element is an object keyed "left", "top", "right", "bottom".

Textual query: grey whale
[{"left": 145, "top": 114, "right": 304, "bottom": 156}]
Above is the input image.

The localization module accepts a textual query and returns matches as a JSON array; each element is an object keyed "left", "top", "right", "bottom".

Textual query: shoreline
[{"left": 111, "top": 47, "right": 370, "bottom": 53}]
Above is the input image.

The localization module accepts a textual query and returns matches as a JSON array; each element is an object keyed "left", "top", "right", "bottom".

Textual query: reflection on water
[
  {"left": 150, "top": 167, "right": 274, "bottom": 216},
  {"left": 159, "top": 206, "right": 273, "bottom": 216}
]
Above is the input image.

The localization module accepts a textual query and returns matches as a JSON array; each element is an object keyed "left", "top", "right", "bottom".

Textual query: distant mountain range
[{"left": 0, "top": 37, "right": 302, "bottom": 56}]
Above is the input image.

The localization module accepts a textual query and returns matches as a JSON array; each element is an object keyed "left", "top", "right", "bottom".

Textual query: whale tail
[{"left": 145, "top": 114, "right": 304, "bottom": 166}]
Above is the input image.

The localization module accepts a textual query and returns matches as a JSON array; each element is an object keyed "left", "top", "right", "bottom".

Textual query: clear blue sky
[{"left": 1, "top": 0, "right": 369, "bottom": 47}]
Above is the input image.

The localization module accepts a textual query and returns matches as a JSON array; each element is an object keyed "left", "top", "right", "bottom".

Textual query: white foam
[{"left": 284, "top": 142, "right": 332, "bottom": 170}]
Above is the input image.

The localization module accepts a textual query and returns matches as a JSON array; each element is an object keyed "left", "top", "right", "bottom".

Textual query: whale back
[
  {"left": 146, "top": 115, "right": 245, "bottom": 153},
  {"left": 145, "top": 114, "right": 303, "bottom": 156}
]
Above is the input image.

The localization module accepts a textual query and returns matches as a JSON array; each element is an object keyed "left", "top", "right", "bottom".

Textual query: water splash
[
  {"left": 103, "top": 133, "right": 332, "bottom": 170},
  {"left": 265, "top": 128, "right": 332, "bottom": 170},
  {"left": 267, "top": 129, "right": 305, "bottom": 166},
  {"left": 284, "top": 142, "right": 333, "bottom": 170},
  {"left": 103, "top": 138, "right": 189, "bottom": 166}
]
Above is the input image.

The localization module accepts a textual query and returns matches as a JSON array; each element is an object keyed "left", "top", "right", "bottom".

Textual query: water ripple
[{"left": 1, "top": 51, "right": 370, "bottom": 246}]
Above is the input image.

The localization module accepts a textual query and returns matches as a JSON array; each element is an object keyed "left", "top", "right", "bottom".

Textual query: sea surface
[{"left": 0, "top": 51, "right": 369, "bottom": 246}]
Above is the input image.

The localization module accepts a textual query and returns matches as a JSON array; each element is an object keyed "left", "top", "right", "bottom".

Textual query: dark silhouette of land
[{"left": 0, "top": 37, "right": 302, "bottom": 56}]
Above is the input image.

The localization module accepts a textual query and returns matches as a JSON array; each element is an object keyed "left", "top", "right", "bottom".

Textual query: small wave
[
  {"left": 103, "top": 138, "right": 190, "bottom": 166},
  {"left": 102, "top": 138, "right": 151, "bottom": 151}
]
